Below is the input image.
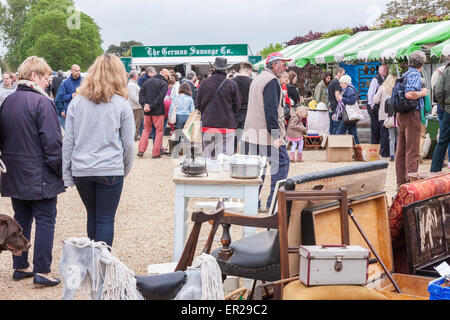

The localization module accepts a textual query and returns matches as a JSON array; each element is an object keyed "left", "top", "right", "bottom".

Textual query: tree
[
  {"left": 377, "top": 0, "right": 449, "bottom": 22},
  {"left": 259, "top": 43, "right": 283, "bottom": 59},
  {"left": 287, "top": 31, "right": 323, "bottom": 46},
  {"left": 15, "top": 0, "right": 103, "bottom": 71},
  {"left": 107, "top": 40, "right": 143, "bottom": 57},
  {"left": 0, "top": 0, "right": 37, "bottom": 69}
]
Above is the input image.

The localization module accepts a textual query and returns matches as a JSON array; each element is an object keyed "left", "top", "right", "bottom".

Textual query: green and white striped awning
[
  {"left": 253, "top": 34, "right": 350, "bottom": 69},
  {"left": 430, "top": 38, "right": 450, "bottom": 59},
  {"left": 313, "top": 21, "right": 450, "bottom": 64}
]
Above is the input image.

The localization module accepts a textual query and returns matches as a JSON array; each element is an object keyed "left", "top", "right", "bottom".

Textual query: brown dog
[{"left": 0, "top": 214, "right": 30, "bottom": 256}]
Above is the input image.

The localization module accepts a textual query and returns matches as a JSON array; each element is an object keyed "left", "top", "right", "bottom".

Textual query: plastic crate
[{"left": 428, "top": 277, "right": 450, "bottom": 300}]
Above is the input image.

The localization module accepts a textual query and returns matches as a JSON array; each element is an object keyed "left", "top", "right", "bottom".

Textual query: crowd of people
[
  {"left": 0, "top": 49, "right": 448, "bottom": 289},
  {"left": 312, "top": 50, "right": 449, "bottom": 187}
]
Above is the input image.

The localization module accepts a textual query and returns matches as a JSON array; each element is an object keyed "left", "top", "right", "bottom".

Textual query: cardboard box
[
  {"left": 321, "top": 135, "right": 354, "bottom": 162},
  {"left": 354, "top": 144, "right": 380, "bottom": 162}
]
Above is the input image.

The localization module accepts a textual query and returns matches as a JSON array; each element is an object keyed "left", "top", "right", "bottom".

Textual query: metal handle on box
[{"left": 321, "top": 244, "right": 347, "bottom": 249}]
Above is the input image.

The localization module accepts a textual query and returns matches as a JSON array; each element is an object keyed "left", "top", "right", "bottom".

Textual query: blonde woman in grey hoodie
[{"left": 62, "top": 54, "right": 135, "bottom": 247}]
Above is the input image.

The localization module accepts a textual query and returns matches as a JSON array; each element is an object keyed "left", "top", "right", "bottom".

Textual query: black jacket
[
  {"left": 196, "top": 72, "right": 241, "bottom": 129},
  {"left": 139, "top": 74, "right": 168, "bottom": 116},
  {"left": 0, "top": 85, "right": 65, "bottom": 200},
  {"left": 232, "top": 75, "right": 252, "bottom": 128},
  {"left": 51, "top": 75, "right": 66, "bottom": 98},
  {"left": 181, "top": 79, "right": 198, "bottom": 103},
  {"left": 287, "top": 84, "right": 300, "bottom": 106}
]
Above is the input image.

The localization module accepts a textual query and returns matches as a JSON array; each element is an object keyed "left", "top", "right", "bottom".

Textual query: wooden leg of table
[{"left": 173, "top": 184, "right": 188, "bottom": 262}]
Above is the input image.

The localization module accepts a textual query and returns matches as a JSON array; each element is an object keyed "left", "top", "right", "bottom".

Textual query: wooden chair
[
  {"left": 210, "top": 187, "right": 349, "bottom": 299},
  {"left": 174, "top": 201, "right": 225, "bottom": 271}
]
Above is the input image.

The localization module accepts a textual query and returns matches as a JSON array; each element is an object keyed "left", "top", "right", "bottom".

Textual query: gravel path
[{"left": 0, "top": 139, "right": 444, "bottom": 300}]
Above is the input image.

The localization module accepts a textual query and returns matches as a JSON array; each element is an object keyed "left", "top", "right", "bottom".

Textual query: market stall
[
  {"left": 253, "top": 34, "right": 350, "bottom": 70},
  {"left": 131, "top": 44, "right": 252, "bottom": 76},
  {"left": 311, "top": 20, "right": 450, "bottom": 65}
]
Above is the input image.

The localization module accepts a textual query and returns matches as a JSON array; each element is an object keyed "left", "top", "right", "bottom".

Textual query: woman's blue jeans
[
  {"left": 337, "top": 121, "right": 360, "bottom": 144},
  {"left": 74, "top": 176, "right": 124, "bottom": 247}
]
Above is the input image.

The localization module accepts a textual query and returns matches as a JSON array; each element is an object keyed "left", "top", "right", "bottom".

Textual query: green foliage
[
  {"left": 107, "top": 40, "right": 143, "bottom": 57},
  {"left": 259, "top": 43, "right": 283, "bottom": 59},
  {"left": 2, "top": 0, "right": 103, "bottom": 71},
  {"left": 378, "top": 13, "right": 450, "bottom": 29},
  {"left": 320, "top": 27, "right": 355, "bottom": 39},
  {"left": 0, "top": 0, "right": 38, "bottom": 69},
  {"left": 377, "top": 0, "right": 449, "bottom": 24}
]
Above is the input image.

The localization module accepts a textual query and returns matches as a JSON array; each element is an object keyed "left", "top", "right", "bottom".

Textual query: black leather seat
[
  {"left": 211, "top": 230, "right": 280, "bottom": 281},
  {"left": 136, "top": 271, "right": 187, "bottom": 300}
]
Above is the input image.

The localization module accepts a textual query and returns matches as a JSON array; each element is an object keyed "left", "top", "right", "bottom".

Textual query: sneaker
[
  {"left": 137, "top": 152, "right": 144, "bottom": 157},
  {"left": 258, "top": 206, "right": 269, "bottom": 213},
  {"left": 390, "top": 156, "right": 395, "bottom": 162},
  {"left": 152, "top": 155, "right": 162, "bottom": 159}
]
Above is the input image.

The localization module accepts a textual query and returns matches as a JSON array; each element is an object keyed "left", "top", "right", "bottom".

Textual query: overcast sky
[
  {"left": 0, "top": 0, "right": 392, "bottom": 55},
  {"left": 73, "top": 0, "right": 392, "bottom": 53}
]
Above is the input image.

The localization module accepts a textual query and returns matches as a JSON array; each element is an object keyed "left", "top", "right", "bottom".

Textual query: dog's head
[{"left": 0, "top": 214, "right": 31, "bottom": 256}]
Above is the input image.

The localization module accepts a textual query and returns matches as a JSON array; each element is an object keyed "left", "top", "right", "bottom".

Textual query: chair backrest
[
  {"left": 277, "top": 188, "right": 349, "bottom": 281},
  {"left": 174, "top": 202, "right": 225, "bottom": 271}
]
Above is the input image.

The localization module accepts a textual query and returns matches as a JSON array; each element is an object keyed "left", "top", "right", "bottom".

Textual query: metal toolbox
[{"left": 299, "top": 245, "right": 370, "bottom": 286}]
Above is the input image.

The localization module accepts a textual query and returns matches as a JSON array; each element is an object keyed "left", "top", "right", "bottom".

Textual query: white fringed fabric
[
  {"left": 64, "top": 238, "right": 141, "bottom": 300},
  {"left": 189, "top": 253, "right": 224, "bottom": 300}
]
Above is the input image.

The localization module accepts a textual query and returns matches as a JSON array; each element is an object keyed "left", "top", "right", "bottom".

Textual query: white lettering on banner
[
  {"left": 220, "top": 46, "right": 226, "bottom": 55},
  {"left": 190, "top": 46, "right": 196, "bottom": 56},
  {"left": 162, "top": 47, "right": 168, "bottom": 57},
  {"left": 146, "top": 47, "right": 153, "bottom": 57}
]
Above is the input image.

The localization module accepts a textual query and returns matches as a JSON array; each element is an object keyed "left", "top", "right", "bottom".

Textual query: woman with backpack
[
  {"left": 374, "top": 74, "right": 397, "bottom": 161},
  {"left": 336, "top": 75, "right": 360, "bottom": 144},
  {"left": 394, "top": 51, "right": 428, "bottom": 188}
]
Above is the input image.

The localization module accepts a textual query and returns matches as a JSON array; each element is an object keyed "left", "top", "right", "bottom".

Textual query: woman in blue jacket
[{"left": 336, "top": 75, "right": 360, "bottom": 144}]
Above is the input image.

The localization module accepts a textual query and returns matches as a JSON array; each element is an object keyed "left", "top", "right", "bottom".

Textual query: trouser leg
[
  {"left": 31, "top": 197, "right": 57, "bottom": 274},
  {"left": 11, "top": 199, "right": 33, "bottom": 270},
  {"left": 431, "top": 111, "right": 450, "bottom": 172}
]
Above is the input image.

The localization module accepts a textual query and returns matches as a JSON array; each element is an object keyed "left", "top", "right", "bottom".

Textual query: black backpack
[{"left": 390, "top": 70, "right": 419, "bottom": 113}]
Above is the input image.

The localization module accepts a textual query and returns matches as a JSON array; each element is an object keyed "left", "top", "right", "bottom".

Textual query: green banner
[
  {"left": 248, "top": 55, "right": 262, "bottom": 64},
  {"left": 120, "top": 57, "right": 132, "bottom": 72},
  {"left": 132, "top": 44, "right": 248, "bottom": 58}
]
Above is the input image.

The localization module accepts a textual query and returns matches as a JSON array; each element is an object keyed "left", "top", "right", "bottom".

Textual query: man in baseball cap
[{"left": 242, "top": 52, "right": 292, "bottom": 211}]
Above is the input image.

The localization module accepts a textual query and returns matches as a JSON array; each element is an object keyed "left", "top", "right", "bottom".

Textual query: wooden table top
[{"left": 173, "top": 167, "right": 263, "bottom": 185}]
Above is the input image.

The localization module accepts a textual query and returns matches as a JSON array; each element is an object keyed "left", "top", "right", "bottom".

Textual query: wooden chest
[{"left": 300, "top": 192, "right": 437, "bottom": 300}]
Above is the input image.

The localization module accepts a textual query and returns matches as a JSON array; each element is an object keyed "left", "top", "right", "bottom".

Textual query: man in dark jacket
[
  {"left": 0, "top": 57, "right": 65, "bottom": 286},
  {"left": 137, "top": 68, "right": 170, "bottom": 159},
  {"left": 367, "top": 64, "right": 388, "bottom": 146},
  {"left": 196, "top": 57, "right": 241, "bottom": 158},
  {"left": 55, "top": 64, "right": 82, "bottom": 129},
  {"left": 138, "top": 66, "right": 157, "bottom": 87},
  {"left": 232, "top": 62, "right": 253, "bottom": 153},
  {"left": 50, "top": 70, "right": 66, "bottom": 98},
  {"left": 242, "top": 52, "right": 290, "bottom": 211},
  {"left": 430, "top": 62, "right": 450, "bottom": 172},
  {"left": 182, "top": 71, "right": 198, "bottom": 102}
]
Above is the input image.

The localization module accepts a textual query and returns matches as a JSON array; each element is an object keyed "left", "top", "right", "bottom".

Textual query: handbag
[
  {"left": 168, "top": 97, "right": 177, "bottom": 125},
  {"left": 342, "top": 101, "right": 363, "bottom": 124},
  {"left": 383, "top": 116, "right": 394, "bottom": 129},
  {"left": 182, "top": 110, "right": 202, "bottom": 143}
]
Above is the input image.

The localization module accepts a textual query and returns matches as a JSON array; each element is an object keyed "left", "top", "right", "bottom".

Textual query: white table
[{"left": 172, "top": 168, "right": 263, "bottom": 262}]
